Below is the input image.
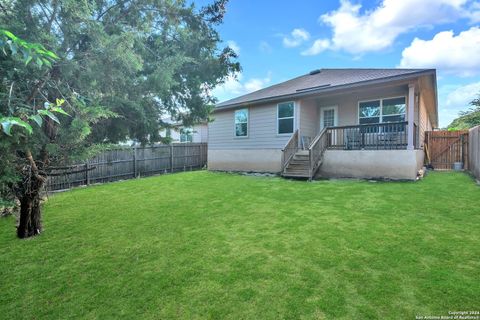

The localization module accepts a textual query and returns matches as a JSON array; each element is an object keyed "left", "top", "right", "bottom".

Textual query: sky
[{"left": 204, "top": 0, "right": 480, "bottom": 128}]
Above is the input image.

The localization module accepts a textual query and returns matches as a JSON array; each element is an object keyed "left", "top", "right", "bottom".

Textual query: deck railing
[
  {"left": 325, "top": 121, "right": 409, "bottom": 150},
  {"left": 308, "top": 128, "right": 328, "bottom": 180},
  {"left": 281, "top": 129, "right": 299, "bottom": 172}
]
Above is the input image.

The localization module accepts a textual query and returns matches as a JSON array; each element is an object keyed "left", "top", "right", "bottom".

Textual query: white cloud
[
  {"left": 399, "top": 27, "right": 480, "bottom": 77},
  {"left": 226, "top": 40, "right": 240, "bottom": 54},
  {"left": 212, "top": 72, "right": 272, "bottom": 102},
  {"left": 313, "top": 0, "right": 479, "bottom": 55},
  {"left": 301, "top": 39, "right": 331, "bottom": 56},
  {"left": 438, "top": 81, "right": 480, "bottom": 127},
  {"left": 283, "top": 28, "right": 310, "bottom": 48}
]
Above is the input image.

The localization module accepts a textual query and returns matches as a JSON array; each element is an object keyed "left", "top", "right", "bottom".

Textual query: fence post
[
  {"left": 85, "top": 162, "right": 90, "bottom": 186},
  {"left": 170, "top": 144, "right": 174, "bottom": 172},
  {"left": 133, "top": 147, "right": 137, "bottom": 178}
]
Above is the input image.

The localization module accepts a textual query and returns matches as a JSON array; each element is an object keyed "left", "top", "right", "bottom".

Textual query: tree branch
[{"left": 25, "top": 149, "right": 46, "bottom": 182}]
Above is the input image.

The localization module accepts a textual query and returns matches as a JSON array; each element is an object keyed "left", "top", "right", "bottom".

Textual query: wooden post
[
  {"left": 85, "top": 162, "right": 90, "bottom": 186},
  {"left": 133, "top": 147, "right": 137, "bottom": 178},
  {"left": 170, "top": 144, "right": 174, "bottom": 172}
]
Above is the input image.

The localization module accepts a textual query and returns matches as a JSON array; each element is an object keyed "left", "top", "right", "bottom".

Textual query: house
[
  {"left": 159, "top": 117, "right": 208, "bottom": 143},
  {"left": 208, "top": 68, "right": 438, "bottom": 180}
]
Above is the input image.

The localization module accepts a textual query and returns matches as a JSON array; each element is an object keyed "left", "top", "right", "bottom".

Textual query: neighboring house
[
  {"left": 160, "top": 118, "right": 208, "bottom": 143},
  {"left": 208, "top": 68, "right": 438, "bottom": 180}
]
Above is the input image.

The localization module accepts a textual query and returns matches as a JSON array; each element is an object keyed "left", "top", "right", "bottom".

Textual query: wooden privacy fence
[
  {"left": 469, "top": 126, "right": 480, "bottom": 179},
  {"left": 425, "top": 130, "right": 469, "bottom": 170},
  {"left": 46, "top": 143, "right": 208, "bottom": 191}
]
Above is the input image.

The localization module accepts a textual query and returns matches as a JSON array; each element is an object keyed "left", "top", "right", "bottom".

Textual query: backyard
[{"left": 0, "top": 171, "right": 479, "bottom": 319}]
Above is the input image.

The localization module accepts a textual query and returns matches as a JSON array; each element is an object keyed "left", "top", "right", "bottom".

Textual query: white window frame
[
  {"left": 357, "top": 95, "right": 407, "bottom": 125},
  {"left": 234, "top": 108, "right": 249, "bottom": 138},
  {"left": 277, "top": 101, "right": 295, "bottom": 135},
  {"left": 320, "top": 105, "right": 338, "bottom": 130}
]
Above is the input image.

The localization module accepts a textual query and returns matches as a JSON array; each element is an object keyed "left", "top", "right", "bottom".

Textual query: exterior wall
[
  {"left": 208, "top": 149, "right": 282, "bottom": 172},
  {"left": 209, "top": 84, "right": 412, "bottom": 152},
  {"left": 299, "top": 99, "right": 318, "bottom": 140},
  {"left": 469, "top": 126, "right": 480, "bottom": 179},
  {"left": 159, "top": 124, "right": 208, "bottom": 143},
  {"left": 418, "top": 93, "right": 432, "bottom": 149},
  {"left": 192, "top": 124, "right": 208, "bottom": 143},
  {"left": 319, "top": 150, "right": 424, "bottom": 180},
  {"left": 209, "top": 101, "right": 296, "bottom": 150},
  {"left": 313, "top": 85, "right": 409, "bottom": 127}
]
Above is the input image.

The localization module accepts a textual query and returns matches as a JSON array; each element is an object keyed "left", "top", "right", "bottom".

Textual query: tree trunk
[{"left": 16, "top": 168, "right": 46, "bottom": 239}]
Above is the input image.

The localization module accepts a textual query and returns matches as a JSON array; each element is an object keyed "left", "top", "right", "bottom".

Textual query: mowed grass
[{"left": 0, "top": 171, "right": 479, "bottom": 319}]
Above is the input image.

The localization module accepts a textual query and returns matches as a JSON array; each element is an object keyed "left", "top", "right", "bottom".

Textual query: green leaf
[
  {"left": 30, "top": 114, "right": 43, "bottom": 127},
  {"left": 1, "top": 30, "right": 17, "bottom": 41},
  {"left": 44, "top": 50, "right": 59, "bottom": 59},
  {"left": 25, "top": 55, "right": 32, "bottom": 66},
  {"left": 0, "top": 117, "right": 33, "bottom": 135},
  {"left": 51, "top": 106, "right": 70, "bottom": 116},
  {"left": 38, "top": 110, "right": 60, "bottom": 124},
  {"left": 42, "top": 58, "right": 52, "bottom": 67}
]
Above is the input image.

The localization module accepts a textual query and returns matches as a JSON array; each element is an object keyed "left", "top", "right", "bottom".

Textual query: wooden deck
[{"left": 281, "top": 122, "right": 416, "bottom": 180}]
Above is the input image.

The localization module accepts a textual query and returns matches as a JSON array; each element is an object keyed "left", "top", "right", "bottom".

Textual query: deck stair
[
  {"left": 282, "top": 151, "right": 311, "bottom": 178},
  {"left": 281, "top": 128, "right": 329, "bottom": 180}
]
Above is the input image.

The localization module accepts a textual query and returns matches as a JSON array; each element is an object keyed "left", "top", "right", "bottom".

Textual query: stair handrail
[
  {"left": 281, "top": 129, "right": 299, "bottom": 172},
  {"left": 308, "top": 127, "right": 329, "bottom": 180}
]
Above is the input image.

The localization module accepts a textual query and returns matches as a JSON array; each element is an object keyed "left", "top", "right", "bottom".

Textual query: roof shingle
[{"left": 216, "top": 68, "right": 433, "bottom": 109}]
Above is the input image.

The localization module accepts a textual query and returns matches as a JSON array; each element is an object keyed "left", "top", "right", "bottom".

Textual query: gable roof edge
[{"left": 214, "top": 69, "right": 436, "bottom": 111}]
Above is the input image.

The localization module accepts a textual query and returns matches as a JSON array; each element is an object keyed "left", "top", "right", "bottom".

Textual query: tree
[
  {"left": 0, "top": 0, "right": 239, "bottom": 238},
  {"left": 0, "top": 30, "right": 110, "bottom": 238},
  {"left": 447, "top": 94, "right": 480, "bottom": 130}
]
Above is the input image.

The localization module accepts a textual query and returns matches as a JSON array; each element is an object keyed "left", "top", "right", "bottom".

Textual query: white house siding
[
  {"left": 209, "top": 102, "right": 295, "bottom": 150},
  {"left": 159, "top": 123, "right": 208, "bottom": 143},
  {"left": 192, "top": 124, "right": 208, "bottom": 143},
  {"left": 208, "top": 101, "right": 299, "bottom": 172},
  {"left": 299, "top": 98, "right": 318, "bottom": 140},
  {"left": 418, "top": 93, "right": 432, "bottom": 149},
  {"left": 313, "top": 85, "right": 410, "bottom": 127}
]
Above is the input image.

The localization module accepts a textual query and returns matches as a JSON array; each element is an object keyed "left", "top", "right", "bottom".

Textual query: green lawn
[{"left": 0, "top": 171, "right": 479, "bottom": 319}]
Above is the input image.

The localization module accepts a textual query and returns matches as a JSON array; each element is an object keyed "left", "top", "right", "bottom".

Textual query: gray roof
[{"left": 216, "top": 68, "right": 434, "bottom": 109}]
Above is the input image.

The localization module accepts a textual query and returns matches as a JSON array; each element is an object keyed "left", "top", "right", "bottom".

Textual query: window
[
  {"left": 382, "top": 97, "right": 406, "bottom": 123},
  {"left": 323, "top": 109, "right": 335, "bottom": 128},
  {"left": 180, "top": 128, "right": 193, "bottom": 142},
  {"left": 166, "top": 128, "right": 172, "bottom": 138},
  {"left": 359, "top": 97, "right": 406, "bottom": 124},
  {"left": 359, "top": 100, "right": 380, "bottom": 125},
  {"left": 277, "top": 102, "right": 295, "bottom": 134},
  {"left": 234, "top": 109, "right": 248, "bottom": 137}
]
